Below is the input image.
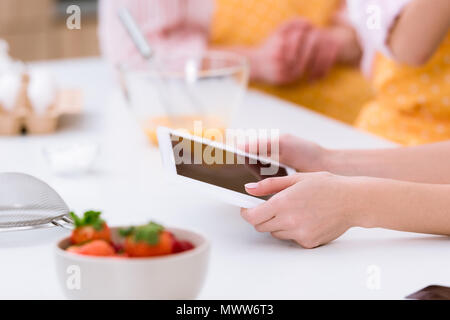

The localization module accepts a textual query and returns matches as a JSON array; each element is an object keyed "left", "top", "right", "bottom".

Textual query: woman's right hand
[{"left": 244, "top": 134, "right": 331, "bottom": 172}]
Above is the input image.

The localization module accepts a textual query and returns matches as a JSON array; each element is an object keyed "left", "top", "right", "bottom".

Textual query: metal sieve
[{"left": 0, "top": 172, "right": 73, "bottom": 232}]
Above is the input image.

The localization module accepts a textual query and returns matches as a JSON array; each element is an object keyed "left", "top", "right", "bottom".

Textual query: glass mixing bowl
[{"left": 120, "top": 51, "right": 249, "bottom": 145}]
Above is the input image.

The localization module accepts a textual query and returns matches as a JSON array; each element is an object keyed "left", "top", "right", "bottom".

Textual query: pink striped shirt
[{"left": 98, "top": 0, "right": 214, "bottom": 66}]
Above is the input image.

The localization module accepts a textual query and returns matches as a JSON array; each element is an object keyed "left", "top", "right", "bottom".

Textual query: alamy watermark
[
  {"left": 366, "top": 264, "right": 382, "bottom": 290},
  {"left": 66, "top": 264, "right": 81, "bottom": 290},
  {"left": 171, "top": 121, "right": 281, "bottom": 175},
  {"left": 365, "top": 4, "right": 381, "bottom": 30},
  {"left": 66, "top": 5, "right": 81, "bottom": 30}
]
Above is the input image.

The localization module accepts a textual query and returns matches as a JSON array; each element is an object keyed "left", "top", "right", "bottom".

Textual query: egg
[
  {"left": 0, "top": 71, "right": 22, "bottom": 112},
  {"left": 27, "top": 68, "right": 57, "bottom": 115},
  {"left": 0, "top": 39, "right": 24, "bottom": 76}
]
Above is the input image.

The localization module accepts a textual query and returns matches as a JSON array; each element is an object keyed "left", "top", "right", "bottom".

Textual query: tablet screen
[{"left": 171, "top": 134, "right": 288, "bottom": 200}]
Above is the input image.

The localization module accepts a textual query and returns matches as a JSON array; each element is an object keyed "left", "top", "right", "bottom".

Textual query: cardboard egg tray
[{"left": 0, "top": 88, "right": 82, "bottom": 135}]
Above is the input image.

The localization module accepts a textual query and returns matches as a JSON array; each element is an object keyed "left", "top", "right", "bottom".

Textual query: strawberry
[
  {"left": 172, "top": 240, "right": 195, "bottom": 254},
  {"left": 67, "top": 240, "right": 116, "bottom": 257},
  {"left": 120, "top": 222, "right": 174, "bottom": 257},
  {"left": 70, "top": 211, "right": 111, "bottom": 245}
]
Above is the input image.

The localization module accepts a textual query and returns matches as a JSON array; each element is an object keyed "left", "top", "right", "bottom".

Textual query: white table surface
[{"left": 0, "top": 58, "right": 448, "bottom": 300}]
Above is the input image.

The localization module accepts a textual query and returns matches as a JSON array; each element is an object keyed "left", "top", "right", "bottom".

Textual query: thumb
[{"left": 245, "top": 175, "right": 302, "bottom": 197}]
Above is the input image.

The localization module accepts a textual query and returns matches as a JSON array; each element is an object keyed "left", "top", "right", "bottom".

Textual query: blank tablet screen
[{"left": 170, "top": 134, "right": 288, "bottom": 199}]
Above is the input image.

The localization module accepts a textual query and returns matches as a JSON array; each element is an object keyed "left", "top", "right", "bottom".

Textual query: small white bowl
[
  {"left": 42, "top": 142, "right": 99, "bottom": 175},
  {"left": 54, "top": 227, "right": 210, "bottom": 299}
]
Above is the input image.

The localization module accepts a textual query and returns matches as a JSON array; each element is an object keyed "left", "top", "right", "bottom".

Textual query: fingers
[
  {"left": 272, "top": 231, "right": 320, "bottom": 249},
  {"left": 289, "top": 25, "right": 308, "bottom": 63},
  {"left": 241, "top": 138, "right": 272, "bottom": 158},
  {"left": 293, "top": 28, "right": 319, "bottom": 79},
  {"left": 255, "top": 216, "right": 283, "bottom": 233},
  {"left": 285, "top": 21, "right": 310, "bottom": 67},
  {"left": 281, "top": 20, "right": 312, "bottom": 83},
  {"left": 240, "top": 203, "right": 276, "bottom": 226},
  {"left": 245, "top": 175, "right": 301, "bottom": 197},
  {"left": 304, "top": 41, "right": 320, "bottom": 81},
  {"left": 271, "top": 230, "right": 294, "bottom": 240},
  {"left": 285, "top": 29, "right": 303, "bottom": 68},
  {"left": 263, "top": 18, "right": 313, "bottom": 84},
  {"left": 241, "top": 175, "right": 302, "bottom": 225},
  {"left": 256, "top": 211, "right": 298, "bottom": 233},
  {"left": 240, "top": 134, "right": 298, "bottom": 169},
  {"left": 279, "top": 18, "right": 311, "bottom": 34},
  {"left": 286, "top": 26, "right": 310, "bottom": 80},
  {"left": 271, "top": 36, "right": 290, "bottom": 85},
  {"left": 241, "top": 180, "right": 296, "bottom": 225},
  {"left": 277, "top": 18, "right": 302, "bottom": 35},
  {"left": 308, "top": 33, "right": 339, "bottom": 80}
]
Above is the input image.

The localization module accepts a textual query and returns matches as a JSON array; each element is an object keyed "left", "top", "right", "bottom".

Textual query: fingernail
[{"left": 245, "top": 182, "right": 259, "bottom": 189}]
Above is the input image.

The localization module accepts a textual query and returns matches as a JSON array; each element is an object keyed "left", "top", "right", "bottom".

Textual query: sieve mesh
[{"left": 0, "top": 173, "right": 70, "bottom": 228}]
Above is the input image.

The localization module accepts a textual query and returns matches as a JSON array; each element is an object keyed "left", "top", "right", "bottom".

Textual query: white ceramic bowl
[{"left": 55, "top": 227, "right": 210, "bottom": 299}]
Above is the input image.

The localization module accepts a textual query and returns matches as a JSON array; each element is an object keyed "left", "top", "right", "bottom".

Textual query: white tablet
[{"left": 157, "top": 126, "right": 296, "bottom": 208}]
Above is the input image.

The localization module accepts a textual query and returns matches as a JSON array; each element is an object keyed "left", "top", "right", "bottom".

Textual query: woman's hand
[
  {"left": 250, "top": 19, "right": 340, "bottom": 84},
  {"left": 241, "top": 172, "right": 364, "bottom": 248},
  {"left": 250, "top": 18, "right": 312, "bottom": 84},
  {"left": 241, "top": 169, "right": 450, "bottom": 246},
  {"left": 244, "top": 134, "right": 331, "bottom": 173}
]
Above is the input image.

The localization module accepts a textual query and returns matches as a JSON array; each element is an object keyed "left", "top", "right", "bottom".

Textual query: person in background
[
  {"left": 210, "top": 0, "right": 372, "bottom": 124},
  {"left": 98, "top": 0, "right": 212, "bottom": 66},
  {"left": 348, "top": 0, "right": 450, "bottom": 145},
  {"left": 98, "top": 0, "right": 373, "bottom": 125},
  {"left": 241, "top": 0, "right": 450, "bottom": 248}
]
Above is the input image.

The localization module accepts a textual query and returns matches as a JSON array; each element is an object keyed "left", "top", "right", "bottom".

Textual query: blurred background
[
  {"left": 2, "top": 0, "right": 446, "bottom": 145},
  {"left": 0, "top": 0, "right": 99, "bottom": 61}
]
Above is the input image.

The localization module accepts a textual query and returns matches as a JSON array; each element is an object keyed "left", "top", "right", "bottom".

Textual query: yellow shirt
[
  {"left": 211, "top": 0, "right": 374, "bottom": 124},
  {"left": 356, "top": 33, "right": 450, "bottom": 145}
]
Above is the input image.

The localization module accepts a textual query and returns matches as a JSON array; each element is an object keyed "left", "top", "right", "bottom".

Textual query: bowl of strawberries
[{"left": 55, "top": 211, "right": 210, "bottom": 299}]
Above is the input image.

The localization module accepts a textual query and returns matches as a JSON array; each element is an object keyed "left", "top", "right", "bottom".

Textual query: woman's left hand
[{"left": 241, "top": 172, "right": 364, "bottom": 248}]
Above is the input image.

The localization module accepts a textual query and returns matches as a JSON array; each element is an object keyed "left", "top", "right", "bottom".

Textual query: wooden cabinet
[{"left": 0, "top": 0, "right": 100, "bottom": 61}]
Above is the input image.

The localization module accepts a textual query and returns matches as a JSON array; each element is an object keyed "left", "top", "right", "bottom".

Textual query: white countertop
[{"left": 0, "top": 58, "right": 448, "bottom": 299}]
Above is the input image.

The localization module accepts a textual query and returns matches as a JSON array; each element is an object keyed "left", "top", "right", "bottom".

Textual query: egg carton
[{"left": 0, "top": 88, "right": 82, "bottom": 135}]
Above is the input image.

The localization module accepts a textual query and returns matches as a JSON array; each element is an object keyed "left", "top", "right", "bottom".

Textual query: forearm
[
  {"left": 327, "top": 9, "right": 362, "bottom": 66},
  {"left": 389, "top": 0, "right": 450, "bottom": 65},
  {"left": 324, "top": 141, "right": 450, "bottom": 184},
  {"left": 352, "top": 177, "right": 450, "bottom": 236},
  {"left": 323, "top": 25, "right": 361, "bottom": 65}
]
